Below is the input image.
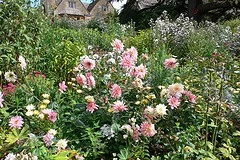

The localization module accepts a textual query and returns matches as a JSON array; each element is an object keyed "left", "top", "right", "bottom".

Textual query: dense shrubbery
[{"left": 0, "top": 0, "right": 240, "bottom": 159}]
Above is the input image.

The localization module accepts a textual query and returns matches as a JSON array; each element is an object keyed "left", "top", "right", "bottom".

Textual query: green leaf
[
  {"left": 5, "top": 132, "right": 19, "bottom": 145},
  {"left": 51, "top": 150, "right": 71, "bottom": 160},
  {"left": 233, "top": 131, "right": 240, "bottom": 136},
  {"left": 207, "top": 123, "right": 218, "bottom": 128}
]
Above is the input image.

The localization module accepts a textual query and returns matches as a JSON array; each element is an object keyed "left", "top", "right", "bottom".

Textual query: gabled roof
[
  {"left": 87, "top": 0, "right": 113, "bottom": 12},
  {"left": 55, "top": 0, "right": 90, "bottom": 16}
]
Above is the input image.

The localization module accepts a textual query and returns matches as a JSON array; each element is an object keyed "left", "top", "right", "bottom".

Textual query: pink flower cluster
[
  {"left": 9, "top": 116, "right": 24, "bottom": 129},
  {"left": 41, "top": 109, "right": 57, "bottom": 122},
  {"left": 121, "top": 47, "right": 138, "bottom": 69},
  {"left": 130, "top": 64, "right": 147, "bottom": 79},
  {"left": 167, "top": 83, "right": 196, "bottom": 109},
  {"left": 76, "top": 72, "right": 96, "bottom": 89},
  {"left": 3, "top": 83, "right": 16, "bottom": 96},
  {"left": 29, "top": 71, "right": 46, "bottom": 79}
]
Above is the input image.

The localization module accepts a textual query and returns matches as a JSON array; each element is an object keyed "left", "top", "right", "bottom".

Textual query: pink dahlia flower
[
  {"left": 135, "top": 64, "right": 147, "bottom": 79},
  {"left": 112, "top": 100, "right": 128, "bottom": 113},
  {"left": 122, "top": 47, "right": 138, "bottom": 62},
  {"left": 86, "top": 101, "right": 98, "bottom": 113},
  {"left": 168, "top": 96, "right": 181, "bottom": 109},
  {"left": 76, "top": 74, "right": 87, "bottom": 86},
  {"left": 184, "top": 91, "right": 196, "bottom": 103},
  {"left": 164, "top": 58, "right": 178, "bottom": 70},
  {"left": 42, "top": 109, "right": 58, "bottom": 122},
  {"left": 43, "top": 133, "right": 54, "bottom": 146},
  {"left": 59, "top": 81, "right": 67, "bottom": 93},
  {"left": 111, "top": 84, "right": 122, "bottom": 98},
  {"left": 9, "top": 116, "right": 24, "bottom": 129},
  {"left": 140, "top": 121, "right": 157, "bottom": 137},
  {"left": 86, "top": 72, "right": 96, "bottom": 88},
  {"left": 111, "top": 39, "right": 124, "bottom": 52},
  {"left": 168, "top": 83, "right": 184, "bottom": 98},
  {"left": 121, "top": 55, "right": 135, "bottom": 69},
  {"left": 83, "top": 57, "right": 96, "bottom": 70}
]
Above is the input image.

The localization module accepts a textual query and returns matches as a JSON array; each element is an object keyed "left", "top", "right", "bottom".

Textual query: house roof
[{"left": 87, "top": 0, "right": 113, "bottom": 12}]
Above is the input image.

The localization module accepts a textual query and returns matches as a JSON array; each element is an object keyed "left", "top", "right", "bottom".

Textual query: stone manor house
[{"left": 43, "top": 0, "right": 115, "bottom": 20}]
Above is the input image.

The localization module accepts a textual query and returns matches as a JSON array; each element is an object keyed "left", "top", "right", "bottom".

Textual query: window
[
  {"left": 102, "top": 5, "right": 108, "bottom": 11},
  {"left": 68, "top": 1, "right": 76, "bottom": 8}
]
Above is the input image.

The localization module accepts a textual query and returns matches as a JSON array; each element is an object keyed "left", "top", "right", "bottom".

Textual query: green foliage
[
  {"left": 0, "top": 0, "right": 47, "bottom": 75},
  {"left": 0, "top": 1, "right": 240, "bottom": 159},
  {"left": 223, "top": 19, "right": 240, "bottom": 33}
]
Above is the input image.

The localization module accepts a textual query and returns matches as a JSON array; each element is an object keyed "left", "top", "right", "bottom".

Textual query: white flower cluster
[
  {"left": 100, "top": 124, "right": 115, "bottom": 139},
  {"left": 5, "top": 152, "right": 38, "bottom": 160},
  {"left": 151, "top": 11, "right": 195, "bottom": 45}
]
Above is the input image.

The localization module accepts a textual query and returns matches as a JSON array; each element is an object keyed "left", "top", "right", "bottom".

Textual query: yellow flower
[
  {"left": 33, "top": 110, "right": 40, "bottom": 115},
  {"left": 40, "top": 104, "right": 47, "bottom": 109},
  {"left": 85, "top": 96, "right": 94, "bottom": 103},
  {"left": 42, "top": 94, "right": 50, "bottom": 99},
  {"left": 141, "top": 99, "right": 149, "bottom": 104},
  {"left": 145, "top": 93, "right": 156, "bottom": 100},
  {"left": 108, "top": 108, "right": 114, "bottom": 113},
  {"left": 42, "top": 99, "right": 50, "bottom": 104},
  {"left": 184, "top": 146, "right": 192, "bottom": 152},
  {"left": 67, "top": 82, "right": 72, "bottom": 85}
]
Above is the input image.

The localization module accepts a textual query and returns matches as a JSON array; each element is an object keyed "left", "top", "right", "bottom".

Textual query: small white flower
[
  {"left": 107, "top": 58, "right": 116, "bottom": 64},
  {"left": 155, "top": 104, "right": 167, "bottom": 117},
  {"left": 56, "top": 139, "right": 68, "bottom": 150},
  {"left": 4, "top": 71, "right": 17, "bottom": 82},
  {"left": 104, "top": 74, "right": 111, "bottom": 80},
  {"left": 26, "top": 104, "right": 35, "bottom": 111},
  {"left": 18, "top": 55, "right": 27, "bottom": 70},
  {"left": 4, "top": 153, "right": 16, "bottom": 160},
  {"left": 26, "top": 111, "right": 34, "bottom": 116},
  {"left": 123, "top": 134, "right": 128, "bottom": 139},
  {"left": 48, "top": 129, "right": 57, "bottom": 135}
]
